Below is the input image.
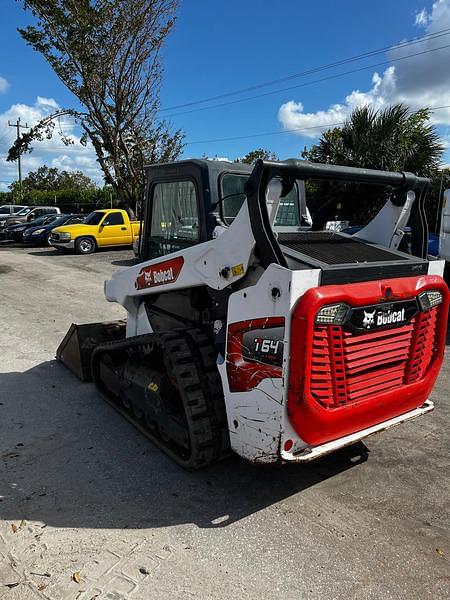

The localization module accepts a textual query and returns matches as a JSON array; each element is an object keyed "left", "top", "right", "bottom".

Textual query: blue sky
[{"left": 1, "top": 0, "right": 450, "bottom": 189}]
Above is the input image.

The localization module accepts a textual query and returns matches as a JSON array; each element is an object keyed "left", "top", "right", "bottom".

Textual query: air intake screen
[{"left": 279, "top": 232, "right": 404, "bottom": 265}]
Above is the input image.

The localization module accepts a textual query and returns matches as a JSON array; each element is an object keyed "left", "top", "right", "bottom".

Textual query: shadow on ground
[
  {"left": 0, "top": 361, "right": 368, "bottom": 530},
  {"left": 110, "top": 257, "right": 140, "bottom": 267}
]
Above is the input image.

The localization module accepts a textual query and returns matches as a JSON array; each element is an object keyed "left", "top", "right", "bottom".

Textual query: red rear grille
[
  {"left": 406, "top": 310, "right": 438, "bottom": 383},
  {"left": 310, "top": 308, "right": 438, "bottom": 409}
]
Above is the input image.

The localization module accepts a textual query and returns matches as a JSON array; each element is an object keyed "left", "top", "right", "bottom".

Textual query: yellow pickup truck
[{"left": 50, "top": 209, "right": 141, "bottom": 254}]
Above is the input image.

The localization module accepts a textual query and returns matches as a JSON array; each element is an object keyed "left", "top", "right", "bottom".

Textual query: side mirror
[{"left": 27, "top": 214, "right": 35, "bottom": 222}]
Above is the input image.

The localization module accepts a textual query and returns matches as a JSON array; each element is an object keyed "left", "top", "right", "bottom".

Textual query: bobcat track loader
[{"left": 57, "top": 159, "right": 449, "bottom": 468}]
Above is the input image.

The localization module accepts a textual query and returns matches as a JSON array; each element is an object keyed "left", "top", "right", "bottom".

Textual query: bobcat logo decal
[
  {"left": 362, "top": 309, "right": 376, "bottom": 329},
  {"left": 349, "top": 301, "right": 416, "bottom": 332}
]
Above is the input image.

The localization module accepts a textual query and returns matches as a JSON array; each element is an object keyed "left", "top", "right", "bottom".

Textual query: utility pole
[{"left": 8, "top": 117, "right": 29, "bottom": 202}]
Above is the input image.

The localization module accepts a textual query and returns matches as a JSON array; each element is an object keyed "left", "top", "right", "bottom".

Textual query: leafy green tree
[
  {"left": 7, "top": 166, "right": 115, "bottom": 208},
  {"left": 23, "top": 166, "right": 61, "bottom": 192},
  {"left": 6, "top": 185, "right": 115, "bottom": 209},
  {"left": 57, "top": 170, "right": 97, "bottom": 191},
  {"left": 8, "top": 0, "right": 184, "bottom": 204},
  {"left": 235, "top": 148, "right": 278, "bottom": 164},
  {"left": 301, "top": 104, "right": 444, "bottom": 226},
  {"left": 13, "top": 165, "right": 97, "bottom": 193}
]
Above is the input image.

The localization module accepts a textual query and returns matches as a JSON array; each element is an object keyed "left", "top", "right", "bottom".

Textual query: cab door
[
  {"left": 145, "top": 180, "right": 200, "bottom": 259},
  {"left": 98, "top": 212, "right": 129, "bottom": 246}
]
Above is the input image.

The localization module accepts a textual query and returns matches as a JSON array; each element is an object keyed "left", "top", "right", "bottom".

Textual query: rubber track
[
  {"left": 184, "top": 330, "right": 231, "bottom": 458},
  {"left": 91, "top": 329, "right": 230, "bottom": 469}
]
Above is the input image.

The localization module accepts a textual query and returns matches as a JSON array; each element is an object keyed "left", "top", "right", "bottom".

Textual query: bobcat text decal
[
  {"left": 347, "top": 300, "right": 418, "bottom": 332},
  {"left": 135, "top": 256, "right": 184, "bottom": 290},
  {"left": 362, "top": 308, "right": 406, "bottom": 329}
]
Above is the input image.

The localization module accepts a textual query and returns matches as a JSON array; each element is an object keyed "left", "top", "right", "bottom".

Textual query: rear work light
[
  {"left": 315, "top": 303, "right": 350, "bottom": 325},
  {"left": 418, "top": 290, "right": 443, "bottom": 311},
  {"left": 226, "top": 317, "right": 285, "bottom": 392}
]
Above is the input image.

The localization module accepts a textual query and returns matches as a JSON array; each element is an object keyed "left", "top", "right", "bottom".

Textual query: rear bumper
[{"left": 282, "top": 400, "right": 434, "bottom": 462}]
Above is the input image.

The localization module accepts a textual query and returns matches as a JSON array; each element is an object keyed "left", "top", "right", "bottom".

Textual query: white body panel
[
  {"left": 428, "top": 259, "right": 445, "bottom": 276},
  {"left": 106, "top": 204, "right": 256, "bottom": 336},
  {"left": 355, "top": 191, "right": 415, "bottom": 250},
  {"left": 217, "top": 265, "right": 320, "bottom": 462}
]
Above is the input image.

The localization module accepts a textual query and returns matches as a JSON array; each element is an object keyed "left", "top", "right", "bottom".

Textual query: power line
[
  {"left": 161, "top": 27, "right": 450, "bottom": 113},
  {"left": 167, "top": 42, "right": 450, "bottom": 118},
  {"left": 185, "top": 105, "right": 450, "bottom": 146},
  {"left": 186, "top": 122, "right": 346, "bottom": 145}
]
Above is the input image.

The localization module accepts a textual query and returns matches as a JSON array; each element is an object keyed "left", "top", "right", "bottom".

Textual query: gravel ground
[{"left": 0, "top": 245, "right": 449, "bottom": 600}]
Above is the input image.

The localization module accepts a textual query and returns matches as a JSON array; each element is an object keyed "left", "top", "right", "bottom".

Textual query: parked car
[
  {"left": 50, "top": 209, "right": 141, "bottom": 254},
  {"left": 23, "top": 213, "right": 85, "bottom": 246},
  {"left": 0, "top": 204, "right": 27, "bottom": 218},
  {"left": 0, "top": 206, "right": 61, "bottom": 233},
  {"left": 4, "top": 214, "right": 60, "bottom": 242}
]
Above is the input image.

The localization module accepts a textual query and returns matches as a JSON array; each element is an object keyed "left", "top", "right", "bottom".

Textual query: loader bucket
[{"left": 56, "top": 320, "right": 126, "bottom": 382}]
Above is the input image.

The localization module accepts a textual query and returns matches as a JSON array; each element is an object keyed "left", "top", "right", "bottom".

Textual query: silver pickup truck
[{"left": 0, "top": 206, "right": 60, "bottom": 234}]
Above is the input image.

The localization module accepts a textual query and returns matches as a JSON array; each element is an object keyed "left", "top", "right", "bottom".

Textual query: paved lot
[{"left": 0, "top": 245, "right": 449, "bottom": 600}]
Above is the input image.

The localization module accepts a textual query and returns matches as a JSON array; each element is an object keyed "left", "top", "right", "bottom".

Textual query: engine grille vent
[{"left": 309, "top": 308, "right": 438, "bottom": 408}]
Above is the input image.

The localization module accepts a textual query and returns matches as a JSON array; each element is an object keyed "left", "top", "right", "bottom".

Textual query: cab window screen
[
  {"left": 149, "top": 180, "right": 199, "bottom": 258},
  {"left": 220, "top": 173, "right": 302, "bottom": 226},
  {"left": 220, "top": 174, "right": 247, "bottom": 225},
  {"left": 274, "top": 193, "right": 301, "bottom": 226}
]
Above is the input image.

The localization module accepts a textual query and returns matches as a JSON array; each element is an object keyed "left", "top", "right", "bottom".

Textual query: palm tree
[
  {"left": 303, "top": 104, "right": 443, "bottom": 175},
  {"left": 302, "top": 104, "right": 444, "bottom": 225}
]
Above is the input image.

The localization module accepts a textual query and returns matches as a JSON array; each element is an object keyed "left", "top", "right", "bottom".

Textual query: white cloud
[
  {"left": 0, "top": 76, "right": 9, "bottom": 94},
  {"left": 196, "top": 154, "right": 231, "bottom": 162},
  {"left": 415, "top": 8, "right": 429, "bottom": 26},
  {"left": 0, "top": 96, "right": 103, "bottom": 188},
  {"left": 36, "top": 96, "right": 59, "bottom": 109},
  {"left": 278, "top": 0, "right": 450, "bottom": 138}
]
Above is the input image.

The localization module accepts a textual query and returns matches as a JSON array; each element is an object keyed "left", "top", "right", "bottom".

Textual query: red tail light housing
[
  {"left": 226, "top": 317, "right": 285, "bottom": 392},
  {"left": 288, "top": 276, "right": 448, "bottom": 446}
]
